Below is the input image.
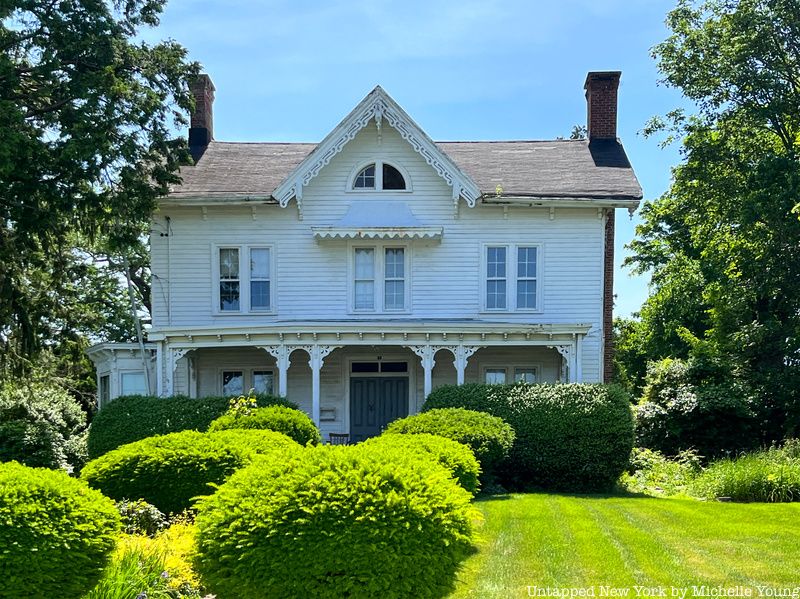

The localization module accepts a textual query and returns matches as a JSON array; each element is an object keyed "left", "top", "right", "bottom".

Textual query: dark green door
[{"left": 350, "top": 377, "right": 409, "bottom": 442}]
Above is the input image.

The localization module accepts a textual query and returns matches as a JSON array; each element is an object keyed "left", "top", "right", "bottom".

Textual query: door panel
[{"left": 350, "top": 377, "right": 409, "bottom": 443}]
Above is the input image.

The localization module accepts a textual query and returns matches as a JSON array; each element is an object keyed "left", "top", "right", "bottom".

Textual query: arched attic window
[{"left": 352, "top": 161, "right": 408, "bottom": 191}]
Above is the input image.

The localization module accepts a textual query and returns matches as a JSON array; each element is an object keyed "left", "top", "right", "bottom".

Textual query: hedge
[
  {"left": 194, "top": 446, "right": 476, "bottom": 599},
  {"left": 81, "top": 429, "right": 300, "bottom": 514},
  {"left": 208, "top": 405, "right": 321, "bottom": 446},
  {"left": 383, "top": 407, "right": 514, "bottom": 482},
  {"left": 87, "top": 393, "right": 296, "bottom": 458},
  {"left": 362, "top": 433, "right": 481, "bottom": 494},
  {"left": 423, "top": 383, "right": 634, "bottom": 492},
  {"left": 0, "top": 461, "right": 120, "bottom": 599}
]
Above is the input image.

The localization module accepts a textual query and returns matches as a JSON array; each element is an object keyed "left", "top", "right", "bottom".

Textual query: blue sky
[{"left": 147, "top": 0, "right": 690, "bottom": 317}]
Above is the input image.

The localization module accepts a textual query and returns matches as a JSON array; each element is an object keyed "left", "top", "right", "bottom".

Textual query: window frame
[
  {"left": 480, "top": 242, "right": 543, "bottom": 313},
  {"left": 212, "top": 244, "right": 276, "bottom": 315},
  {"left": 482, "top": 363, "right": 543, "bottom": 385},
  {"left": 218, "top": 368, "right": 276, "bottom": 396},
  {"left": 348, "top": 241, "right": 412, "bottom": 314},
  {"left": 346, "top": 160, "right": 412, "bottom": 193}
]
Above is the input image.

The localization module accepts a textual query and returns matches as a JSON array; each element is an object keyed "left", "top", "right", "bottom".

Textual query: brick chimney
[
  {"left": 189, "top": 74, "right": 215, "bottom": 161},
  {"left": 584, "top": 71, "right": 621, "bottom": 140}
]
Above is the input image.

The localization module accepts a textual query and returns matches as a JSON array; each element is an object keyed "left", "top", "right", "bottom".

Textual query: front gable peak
[{"left": 272, "top": 86, "right": 480, "bottom": 208}]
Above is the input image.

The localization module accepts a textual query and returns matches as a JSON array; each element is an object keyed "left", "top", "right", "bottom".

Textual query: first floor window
[
  {"left": 222, "top": 371, "right": 244, "bottom": 396},
  {"left": 485, "top": 368, "right": 507, "bottom": 385},
  {"left": 99, "top": 375, "right": 110, "bottom": 406},
  {"left": 219, "top": 248, "right": 240, "bottom": 311},
  {"left": 253, "top": 370, "right": 274, "bottom": 395},
  {"left": 514, "top": 367, "right": 538, "bottom": 384},
  {"left": 121, "top": 372, "right": 148, "bottom": 396}
]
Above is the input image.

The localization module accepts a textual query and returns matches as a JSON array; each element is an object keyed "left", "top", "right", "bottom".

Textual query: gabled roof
[
  {"left": 167, "top": 87, "right": 643, "bottom": 206},
  {"left": 271, "top": 86, "right": 481, "bottom": 207}
]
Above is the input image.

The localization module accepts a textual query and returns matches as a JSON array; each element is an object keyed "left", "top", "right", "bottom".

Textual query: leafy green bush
[
  {"left": 116, "top": 499, "right": 168, "bottom": 537},
  {"left": 635, "top": 358, "right": 758, "bottom": 458},
  {"left": 690, "top": 446, "right": 800, "bottom": 502},
  {"left": 0, "top": 380, "right": 88, "bottom": 471},
  {"left": 363, "top": 433, "right": 481, "bottom": 494},
  {"left": 383, "top": 408, "right": 513, "bottom": 482},
  {"left": 87, "top": 393, "right": 296, "bottom": 458},
  {"left": 81, "top": 429, "right": 300, "bottom": 514},
  {"left": 194, "top": 445, "right": 476, "bottom": 599},
  {"left": 618, "top": 447, "right": 701, "bottom": 496},
  {"left": 423, "top": 383, "right": 634, "bottom": 492},
  {"left": 208, "top": 405, "right": 321, "bottom": 445},
  {"left": 0, "top": 461, "right": 120, "bottom": 599}
]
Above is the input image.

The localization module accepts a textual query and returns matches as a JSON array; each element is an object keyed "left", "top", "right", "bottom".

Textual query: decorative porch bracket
[
  {"left": 548, "top": 343, "right": 579, "bottom": 383},
  {"left": 163, "top": 347, "right": 192, "bottom": 397},
  {"left": 435, "top": 345, "right": 483, "bottom": 385},
  {"left": 407, "top": 345, "right": 436, "bottom": 399},
  {"left": 260, "top": 345, "right": 293, "bottom": 398}
]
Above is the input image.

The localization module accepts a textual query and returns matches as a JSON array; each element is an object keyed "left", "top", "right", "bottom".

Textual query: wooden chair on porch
[{"left": 328, "top": 433, "right": 350, "bottom": 445}]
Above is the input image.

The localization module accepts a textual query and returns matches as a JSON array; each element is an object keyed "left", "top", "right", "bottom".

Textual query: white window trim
[
  {"left": 347, "top": 241, "right": 412, "bottom": 314},
  {"left": 211, "top": 244, "right": 276, "bottom": 315},
  {"left": 480, "top": 242, "right": 544, "bottom": 313},
  {"left": 346, "top": 159, "right": 413, "bottom": 193},
  {"left": 218, "top": 368, "right": 276, "bottom": 396},
  {"left": 481, "top": 363, "right": 544, "bottom": 385}
]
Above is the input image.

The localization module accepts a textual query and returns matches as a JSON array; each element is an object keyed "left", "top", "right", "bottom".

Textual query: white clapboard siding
[{"left": 152, "top": 121, "right": 606, "bottom": 382}]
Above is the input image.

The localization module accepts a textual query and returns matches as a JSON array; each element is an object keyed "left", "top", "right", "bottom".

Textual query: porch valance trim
[{"left": 312, "top": 226, "right": 443, "bottom": 240}]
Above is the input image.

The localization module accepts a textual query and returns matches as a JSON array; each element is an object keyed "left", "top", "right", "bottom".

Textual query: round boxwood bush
[
  {"left": 208, "top": 405, "right": 321, "bottom": 446},
  {"left": 362, "top": 433, "right": 481, "bottom": 494},
  {"left": 87, "top": 393, "right": 297, "bottom": 458},
  {"left": 0, "top": 461, "right": 120, "bottom": 599},
  {"left": 383, "top": 407, "right": 514, "bottom": 481},
  {"left": 194, "top": 446, "right": 476, "bottom": 599},
  {"left": 81, "top": 429, "right": 300, "bottom": 514},
  {"left": 423, "top": 383, "right": 634, "bottom": 492}
]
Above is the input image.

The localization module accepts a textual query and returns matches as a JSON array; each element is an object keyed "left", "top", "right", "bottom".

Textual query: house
[{"left": 88, "top": 71, "right": 642, "bottom": 441}]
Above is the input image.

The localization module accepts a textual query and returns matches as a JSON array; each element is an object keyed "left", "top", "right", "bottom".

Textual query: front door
[{"left": 350, "top": 377, "right": 409, "bottom": 442}]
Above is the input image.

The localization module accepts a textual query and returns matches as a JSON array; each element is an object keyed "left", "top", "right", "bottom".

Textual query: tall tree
[
  {"left": 625, "top": 0, "right": 800, "bottom": 438},
  {"left": 0, "top": 0, "right": 197, "bottom": 375}
]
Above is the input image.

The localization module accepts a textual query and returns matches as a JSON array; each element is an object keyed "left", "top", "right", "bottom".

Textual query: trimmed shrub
[
  {"left": 81, "top": 429, "right": 300, "bottom": 514},
  {"left": 0, "top": 380, "right": 88, "bottom": 471},
  {"left": 635, "top": 358, "right": 758, "bottom": 458},
  {"left": 690, "top": 447, "right": 800, "bottom": 502},
  {"left": 423, "top": 383, "right": 634, "bottom": 492},
  {"left": 208, "top": 405, "right": 321, "bottom": 445},
  {"left": 194, "top": 446, "right": 476, "bottom": 599},
  {"left": 0, "top": 461, "right": 120, "bottom": 599},
  {"left": 383, "top": 408, "right": 514, "bottom": 481},
  {"left": 363, "top": 433, "right": 481, "bottom": 494},
  {"left": 87, "top": 393, "right": 297, "bottom": 458}
]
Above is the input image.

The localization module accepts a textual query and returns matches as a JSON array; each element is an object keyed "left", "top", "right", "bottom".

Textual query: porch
[{"left": 149, "top": 321, "right": 594, "bottom": 439}]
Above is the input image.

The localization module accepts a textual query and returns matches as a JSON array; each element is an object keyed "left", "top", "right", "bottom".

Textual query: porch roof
[{"left": 312, "top": 202, "right": 443, "bottom": 240}]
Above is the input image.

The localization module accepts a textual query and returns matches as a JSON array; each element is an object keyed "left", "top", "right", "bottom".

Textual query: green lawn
[{"left": 449, "top": 494, "right": 800, "bottom": 598}]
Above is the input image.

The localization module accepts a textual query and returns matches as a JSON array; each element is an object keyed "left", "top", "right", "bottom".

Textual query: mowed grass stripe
[{"left": 555, "top": 496, "right": 637, "bottom": 586}]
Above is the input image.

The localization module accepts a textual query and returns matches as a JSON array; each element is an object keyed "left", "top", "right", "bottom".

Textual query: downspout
[{"left": 123, "top": 256, "right": 153, "bottom": 395}]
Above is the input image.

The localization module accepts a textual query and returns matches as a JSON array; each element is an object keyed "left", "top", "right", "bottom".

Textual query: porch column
[
  {"left": 156, "top": 342, "right": 165, "bottom": 397},
  {"left": 261, "top": 346, "right": 292, "bottom": 398},
  {"left": 409, "top": 346, "right": 436, "bottom": 399},
  {"left": 453, "top": 345, "right": 482, "bottom": 385},
  {"left": 166, "top": 348, "right": 190, "bottom": 397},
  {"left": 304, "top": 345, "right": 340, "bottom": 426}
]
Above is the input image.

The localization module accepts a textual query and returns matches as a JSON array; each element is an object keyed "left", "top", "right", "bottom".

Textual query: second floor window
[
  {"left": 352, "top": 245, "right": 408, "bottom": 312},
  {"left": 217, "top": 245, "right": 273, "bottom": 313},
  {"left": 484, "top": 244, "right": 541, "bottom": 311}
]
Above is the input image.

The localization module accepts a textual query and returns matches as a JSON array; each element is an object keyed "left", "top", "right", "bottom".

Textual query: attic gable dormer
[{"left": 271, "top": 86, "right": 481, "bottom": 211}]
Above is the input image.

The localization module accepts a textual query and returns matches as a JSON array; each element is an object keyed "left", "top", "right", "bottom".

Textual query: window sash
[
  {"left": 250, "top": 248, "right": 271, "bottom": 310},
  {"left": 485, "top": 368, "right": 507, "bottom": 385},
  {"left": 222, "top": 371, "right": 244, "bottom": 396},
  {"left": 253, "top": 371, "right": 274, "bottom": 395},
  {"left": 514, "top": 368, "right": 537, "bottom": 384},
  {"left": 219, "top": 248, "right": 240, "bottom": 311},
  {"left": 516, "top": 246, "right": 537, "bottom": 309},
  {"left": 384, "top": 248, "right": 405, "bottom": 310},
  {"left": 354, "top": 248, "right": 375, "bottom": 310},
  {"left": 486, "top": 246, "right": 507, "bottom": 310}
]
